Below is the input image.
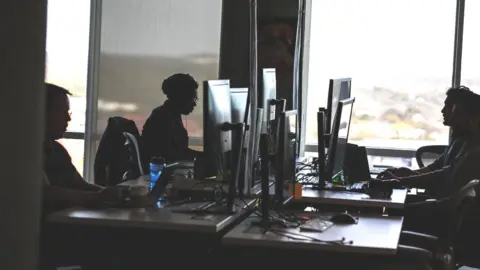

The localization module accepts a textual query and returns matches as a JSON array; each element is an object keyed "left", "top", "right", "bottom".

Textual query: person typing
[
  {"left": 42, "top": 83, "right": 124, "bottom": 214},
  {"left": 378, "top": 86, "right": 479, "bottom": 180}
]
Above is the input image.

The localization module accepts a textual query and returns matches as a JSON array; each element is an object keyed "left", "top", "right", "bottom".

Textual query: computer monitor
[
  {"left": 275, "top": 110, "right": 297, "bottom": 205},
  {"left": 230, "top": 88, "right": 250, "bottom": 142},
  {"left": 230, "top": 88, "right": 249, "bottom": 192},
  {"left": 203, "top": 80, "right": 232, "bottom": 178},
  {"left": 326, "top": 78, "right": 352, "bottom": 134},
  {"left": 260, "top": 68, "right": 277, "bottom": 133},
  {"left": 326, "top": 98, "right": 355, "bottom": 182}
]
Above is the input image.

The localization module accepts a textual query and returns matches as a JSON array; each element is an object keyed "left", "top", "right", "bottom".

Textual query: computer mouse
[{"left": 330, "top": 212, "right": 357, "bottom": 224}]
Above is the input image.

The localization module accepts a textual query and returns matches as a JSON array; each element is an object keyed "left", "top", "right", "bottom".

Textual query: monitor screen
[
  {"left": 230, "top": 87, "right": 249, "bottom": 147},
  {"left": 203, "top": 80, "right": 232, "bottom": 178},
  {"left": 328, "top": 78, "right": 352, "bottom": 132},
  {"left": 326, "top": 98, "right": 355, "bottom": 181},
  {"left": 286, "top": 113, "right": 297, "bottom": 177},
  {"left": 230, "top": 88, "right": 249, "bottom": 124},
  {"left": 331, "top": 100, "right": 354, "bottom": 177},
  {"left": 275, "top": 110, "right": 297, "bottom": 205},
  {"left": 261, "top": 68, "right": 277, "bottom": 132}
]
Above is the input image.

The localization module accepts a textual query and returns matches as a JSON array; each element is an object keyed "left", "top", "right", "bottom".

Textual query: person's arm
[
  {"left": 397, "top": 168, "right": 447, "bottom": 190},
  {"left": 71, "top": 170, "right": 103, "bottom": 192},
  {"left": 42, "top": 172, "right": 101, "bottom": 207},
  {"left": 414, "top": 152, "right": 447, "bottom": 175}
]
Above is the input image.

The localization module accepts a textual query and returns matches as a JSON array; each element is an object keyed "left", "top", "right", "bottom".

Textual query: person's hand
[
  {"left": 369, "top": 179, "right": 403, "bottom": 190},
  {"left": 129, "top": 195, "right": 157, "bottom": 208},
  {"left": 377, "top": 167, "right": 413, "bottom": 179},
  {"left": 99, "top": 186, "right": 124, "bottom": 203},
  {"left": 376, "top": 170, "right": 396, "bottom": 180}
]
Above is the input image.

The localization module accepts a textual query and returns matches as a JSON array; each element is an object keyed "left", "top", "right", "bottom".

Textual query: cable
[{"left": 267, "top": 228, "right": 353, "bottom": 245}]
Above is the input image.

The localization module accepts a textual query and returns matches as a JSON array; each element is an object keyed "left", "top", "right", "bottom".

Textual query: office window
[
  {"left": 46, "top": 0, "right": 90, "bottom": 175},
  {"left": 305, "top": 0, "right": 455, "bottom": 151},
  {"left": 96, "top": 0, "right": 222, "bottom": 142},
  {"left": 461, "top": 0, "right": 480, "bottom": 90},
  {"left": 58, "top": 139, "right": 85, "bottom": 174}
]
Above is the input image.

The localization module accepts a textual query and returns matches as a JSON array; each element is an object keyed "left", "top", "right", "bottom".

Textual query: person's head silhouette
[
  {"left": 442, "top": 86, "right": 474, "bottom": 128},
  {"left": 45, "top": 83, "right": 72, "bottom": 140},
  {"left": 162, "top": 73, "right": 199, "bottom": 115}
]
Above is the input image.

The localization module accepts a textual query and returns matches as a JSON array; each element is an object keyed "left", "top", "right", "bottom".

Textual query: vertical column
[{"left": 0, "top": 1, "right": 47, "bottom": 269}]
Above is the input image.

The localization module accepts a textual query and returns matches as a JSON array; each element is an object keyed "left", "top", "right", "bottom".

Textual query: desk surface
[
  {"left": 50, "top": 176, "right": 252, "bottom": 233},
  {"left": 301, "top": 188, "right": 407, "bottom": 209},
  {"left": 223, "top": 213, "right": 403, "bottom": 255},
  {"left": 48, "top": 200, "right": 252, "bottom": 233}
]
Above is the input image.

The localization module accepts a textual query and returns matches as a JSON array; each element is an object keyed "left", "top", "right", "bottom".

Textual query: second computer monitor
[
  {"left": 326, "top": 98, "right": 355, "bottom": 181},
  {"left": 203, "top": 80, "right": 232, "bottom": 178},
  {"left": 327, "top": 78, "right": 352, "bottom": 133},
  {"left": 275, "top": 110, "right": 297, "bottom": 205},
  {"left": 261, "top": 68, "right": 277, "bottom": 132}
]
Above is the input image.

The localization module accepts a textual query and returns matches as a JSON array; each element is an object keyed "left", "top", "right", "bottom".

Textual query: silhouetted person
[
  {"left": 378, "top": 86, "right": 479, "bottom": 179},
  {"left": 42, "top": 83, "right": 123, "bottom": 213},
  {"left": 371, "top": 88, "right": 480, "bottom": 234},
  {"left": 142, "top": 73, "right": 202, "bottom": 162}
]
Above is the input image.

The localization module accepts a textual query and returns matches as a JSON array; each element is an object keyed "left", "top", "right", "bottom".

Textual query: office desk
[
  {"left": 46, "top": 199, "right": 254, "bottom": 268},
  {"left": 48, "top": 200, "right": 253, "bottom": 233},
  {"left": 301, "top": 188, "right": 408, "bottom": 209},
  {"left": 223, "top": 213, "right": 403, "bottom": 256}
]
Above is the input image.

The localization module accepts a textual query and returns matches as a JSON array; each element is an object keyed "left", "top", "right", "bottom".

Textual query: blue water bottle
[{"left": 149, "top": 157, "right": 165, "bottom": 191}]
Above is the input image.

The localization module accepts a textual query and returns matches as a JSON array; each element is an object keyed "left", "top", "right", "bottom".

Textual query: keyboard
[
  {"left": 348, "top": 182, "right": 369, "bottom": 191},
  {"left": 299, "top": 218, "right": 334, "bottom": 232},
  {"left": 322, "top": 182, "right": 369, "bottom": 192}
]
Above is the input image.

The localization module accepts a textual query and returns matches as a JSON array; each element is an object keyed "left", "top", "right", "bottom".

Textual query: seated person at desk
[
  {"left": 142, "top": 73, "right": 202, "bottom": 162},
  {"left": 371, "top": 91, "right": 480, "bottom": 233},
  {"left": 378, "top": 86, "right": 478, "bottom": 179},
  {"left": 43, "top": 83, "right": 123, "bottom": 213}
]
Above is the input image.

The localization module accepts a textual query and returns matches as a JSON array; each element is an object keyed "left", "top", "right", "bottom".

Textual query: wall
[{"left": 0, "top": 1, "right": 46, "bottom": 269}]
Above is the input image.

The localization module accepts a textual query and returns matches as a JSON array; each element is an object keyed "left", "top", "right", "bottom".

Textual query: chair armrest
[
  {"left": 400, "top": 231, "right": 439, "bottom": 251},
  {"left": 397, "top": 244, "right": 433, "bottom": 261}
]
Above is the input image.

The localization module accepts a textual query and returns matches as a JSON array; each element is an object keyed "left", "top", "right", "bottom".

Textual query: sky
[{"left": 307, "top": 0, "right": 480, "bottom": 111}]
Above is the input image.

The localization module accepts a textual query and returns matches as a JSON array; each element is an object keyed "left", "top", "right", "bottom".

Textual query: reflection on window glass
[
  {"left": 45, "top": 0, "right": 90, "bottom": 133},
  {"left": 97, "top": 0, "right": 222, "bottom": 138},
  {"left": 461, "top": 0, "right": 480, "bottom": 91},
  {"left": 58, "top": 139, "right": 85, "bottom": 177},
  {"left": 306, "top": 0, "right": 455, "bottom": 151}
]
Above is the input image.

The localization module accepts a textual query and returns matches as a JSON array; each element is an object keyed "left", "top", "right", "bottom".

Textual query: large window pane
[
  {"left": 46, "top": 0, "right": 89, "bottom": 133},
  {"left": 46, "top": 0, "right": 90, "bottom": 173},
  {"left": 58, "top": 139, "right": 85, "bottom": 176},
  {"left": 461, "top": 0, "right": 480, "bottom": 90},
  {"left": 97, "top": 0, "right": 222, "bottom": 140},
  {"left": 306, "top": 0, "right": 455, "bottom": 151}
]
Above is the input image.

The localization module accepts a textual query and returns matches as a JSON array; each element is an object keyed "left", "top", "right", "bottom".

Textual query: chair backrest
[
  {"left": 94, "top": 117, "right": 143, "bottom": 186},
  {"left": 123, "top": 132, "right": 145, "bottom": 177},
  {"left": 416, "top": 145, "right": 448, "bottom": 168},
  {"left": 445, "top": 179, "right": 479, "bottom": 245}
]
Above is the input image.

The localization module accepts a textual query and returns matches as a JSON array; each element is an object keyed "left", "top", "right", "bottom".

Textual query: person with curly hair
[{"left": 142, "top": 73, "right": 202, "bottom": 162}]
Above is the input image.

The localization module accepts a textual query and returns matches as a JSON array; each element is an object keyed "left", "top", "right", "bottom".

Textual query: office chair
[
  {"left": 94, "top": 117, "right": 144, "bottom": 186},
  {"left": 123, "top": 132, "right": 145, "bottom": 178},
  {"left": 416, "top": 145, "right": 448, "bottom": 168},
  {"left": 398, "top": 180, "right": 479, "bottom": 270}
]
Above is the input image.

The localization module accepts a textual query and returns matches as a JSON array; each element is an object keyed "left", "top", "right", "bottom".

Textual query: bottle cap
[
  {"left": 151, "top": 157, "right": 165, "bottom": 164},
  {"left": 158, "top": 157, "right": 165, "bottom": 164}
]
